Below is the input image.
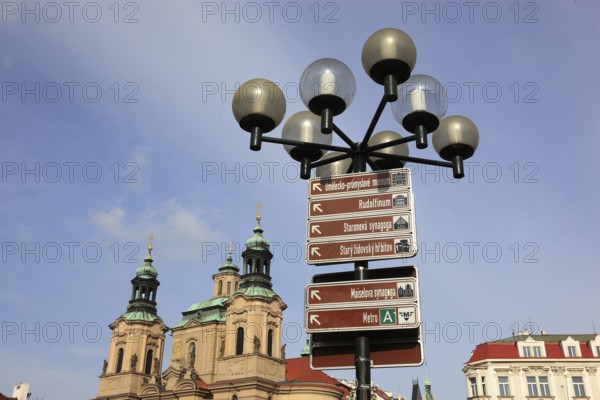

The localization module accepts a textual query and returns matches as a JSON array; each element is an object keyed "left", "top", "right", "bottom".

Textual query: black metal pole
[
  {"left": 353, "top": 152, "right": 371, "bottom": 400},
  {"left": 354, "top": 260, "right": 371, "bottom": 400}
]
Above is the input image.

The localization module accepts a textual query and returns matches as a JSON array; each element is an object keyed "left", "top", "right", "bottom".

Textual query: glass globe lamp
[
  {"left": 392, "top": 74, "right": 447, "bottom": 148},
  {"left": 282, "top": 111, "right": 333, "bottom": 179},
  {"left": 299, "top": 58, "right": 356, "bottom": 133},
  {"left": 432, "top": 115, "right": 479, "bottom": 178},
  {"left": 367, "top": 130, "right": 409, "bottom": 170},
  {"left": 232, "top": 78, "right": 286, "bottom": 150}
]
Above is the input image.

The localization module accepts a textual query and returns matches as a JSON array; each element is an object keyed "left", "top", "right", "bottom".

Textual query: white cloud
[
  {"left": 90, "top": 205, "right": 127, "bottom": 239},
  {"left": 90, "top": 199, "right": 224, "bottom": 261}
]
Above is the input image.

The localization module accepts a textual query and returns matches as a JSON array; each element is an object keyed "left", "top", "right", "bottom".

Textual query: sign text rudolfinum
[{"left": 306, "top": 168, "right": 417, "bottom": 264}]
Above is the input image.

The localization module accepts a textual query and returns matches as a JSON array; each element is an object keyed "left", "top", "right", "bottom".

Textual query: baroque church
[{"left": 92, "top": 213, "right": 351, "bottom": 400}]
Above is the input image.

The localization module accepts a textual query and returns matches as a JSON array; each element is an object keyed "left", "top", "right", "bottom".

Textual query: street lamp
[
  {"left": 231, "top": 27, "right": 480, "bottom": 400},
  {"left": 232, "top": 27, "right": 478, "bottom": 180}
]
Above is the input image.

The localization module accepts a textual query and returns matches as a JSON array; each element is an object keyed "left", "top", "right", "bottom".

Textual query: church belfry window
[
  {"left": 116, "top": 348, "right": 124, "bottom": 373},
  {"left": 218, "top": 280, "right": 223, "bottom": 295},
  {"left": 144, "top": 349, "right": 153, "bottom": 374},
  {"left": 236, "top": 327, "right": 244, "bottom": 355},
  {"left": 267, "top": 329, "right": 273, "bottom": 356}
]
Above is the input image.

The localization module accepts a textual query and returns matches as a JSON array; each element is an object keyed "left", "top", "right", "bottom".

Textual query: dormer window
[
  {"left": 588, "top": 334, "right": 600, "bottom": 356},
  {"left": 560, "top": 337, "right": 581, "bottom": 357},
  {"left": 518, "top": 337, "right": 545, "bottom": 357}
]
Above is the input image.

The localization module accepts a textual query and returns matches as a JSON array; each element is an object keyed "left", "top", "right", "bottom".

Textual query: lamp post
[{"left": 232, "top": 28, "right": 479, "bottom": 400}]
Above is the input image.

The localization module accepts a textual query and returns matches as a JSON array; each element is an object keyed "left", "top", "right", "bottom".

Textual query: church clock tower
[{"left": 94, "top": 237, "right": 169, "bottom": 400}]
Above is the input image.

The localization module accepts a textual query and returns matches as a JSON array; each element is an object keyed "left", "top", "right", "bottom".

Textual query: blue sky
[{"left": 1, "top": 1, "right": 599, "bottom": 399}]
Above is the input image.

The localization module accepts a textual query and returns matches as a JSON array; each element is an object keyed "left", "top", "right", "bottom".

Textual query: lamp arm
[
  {"left": 368, "top": 151, "right": 454, "bottom": 169},
  {"left": 366, "top": 135, "right": 416, "bottom": 152},
  {"left": 331, "top": 124, "right": 358, "bottom": 150},
  {"left": 360, "top": 94, "right": 388, "bottom": 147},
  {"left": 310, "top": 152, "right": 354, "bottom": 169},
  {"left": 261, "top": 136, "right": 350, "bottom": 153}
]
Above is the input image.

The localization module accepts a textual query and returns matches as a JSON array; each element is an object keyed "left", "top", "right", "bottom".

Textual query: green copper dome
[
  {"left": 245, "top": 221, "right": 270, "bottom": 250},
  {"left": 135, "top": 243, "right": 158, "bottom": 278},
  {"left": 219, "top": 250, "right": 240, "bottom": 273},
  {"left": 136, "top": 256, "right": 158, "bottom": 279}
]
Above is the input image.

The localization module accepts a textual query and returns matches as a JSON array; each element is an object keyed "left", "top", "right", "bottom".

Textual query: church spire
[
  {"left": 424, "top": 371, "right": 434, "bottom": 400},
  {"left": 124, "top": 234, "right": 160, "bottom": 319},
  {"left": 218, "top": 242, "right": 240, "bottom": 273},
  {"left": 240, "top": 203, "right": 273, "bottom": 289}
]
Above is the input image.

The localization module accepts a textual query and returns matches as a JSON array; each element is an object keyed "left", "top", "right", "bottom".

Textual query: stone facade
[{"left": 93, "top": 217, "right": 349, "bottom": 400}]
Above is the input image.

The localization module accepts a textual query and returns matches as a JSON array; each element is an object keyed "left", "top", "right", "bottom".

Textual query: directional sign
[
  {"left": 307, "top": 236, "right": 416, "bottom": 264},
  {"left": 307, "top": 213, "right": 412, "bottom": 241},
  {"left": 306, "top": 266, "right": 424, "bottom": 369},
  {"left": 308, "top": 191, "right": 410, "bottom": 218},
  {"left": 306, "top": 278, "right": 418, "bottom": 307},
  {"left": 310, "top": 328, "right": 423, "bottom": 369},
  {"left": 305, "top": 304, "right": 419, "bottom": 332},
  {"left": 309, "top": 169, "right": 409, "bottom": 198},
  {"left": 306, "top": 168, "right": 417, "bottom": 265}
]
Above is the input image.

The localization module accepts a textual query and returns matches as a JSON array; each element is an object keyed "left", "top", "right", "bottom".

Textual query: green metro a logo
[{"left": 379, "top": 308, "right": 396, "bottom": 325}]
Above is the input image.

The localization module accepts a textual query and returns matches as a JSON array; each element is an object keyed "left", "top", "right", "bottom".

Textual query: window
[
  {"left": 596, "top": 346, "right": 600, "bottom": 357},
  {"left": 527, "top": 376, "right": 550, "bottom": 396},
  {"left": 236, "top": 327, "right": 244, "bottom": 355},
  {"left": 498, "top": 376, "right": 510, "bottom": 396},
  {"left": 469, "top": 377, "right": 478, "bottom": 397},
  {"left": 533, "top": 346, "right": 542, "bottom": 357},
  {"left": 227, "top": 281, "right": 231, "bottom": 294},
  {"left": 568, "top": 345, "right": 577, "bottom": 357},
  {"left": 527, "top": 376, "right": 538, "bottom": 396},
  {"left": 144, "top": 349, "right": 153, "bottom": 374},
  {"left": 523, "top": 346, "right": 531, "bottom": 357},
  {"left": 572, "top": 376, "right": 586, "bottom": 397},
  {"left": 539, "top": 376, "right": 550, "bottom": 396},
  {"left": 218, "top": 281, "right": 223, "bottom": 295},
  {"left": 267, "top": 329, "right": 273, "bottom": 357},
  {"left": 116, "top": 348, "right": 124, "bottom": 373},
  {"left": 481, "top": 376, "right": 486, "bottom": 396}
]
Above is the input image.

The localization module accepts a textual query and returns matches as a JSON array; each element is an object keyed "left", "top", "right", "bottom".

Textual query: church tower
[
  {"left": 163, "top": 207, "right": 287, "bottom": 399},
  {"left": 94, "top": 237, "right": 169, "bottom": 400},
  {"left": 212, "top": 208, "right": 287, "bottom": 399}
]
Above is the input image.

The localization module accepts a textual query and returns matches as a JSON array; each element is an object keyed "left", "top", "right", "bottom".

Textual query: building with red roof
[{"left": 463, "top": 332, "right": 600, "bottom": 399}]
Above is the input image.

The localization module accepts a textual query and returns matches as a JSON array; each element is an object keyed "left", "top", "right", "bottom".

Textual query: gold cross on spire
[
  {"left": 256, "top": 201, "right": 262, "bottom": 222},
  {"left": 148, "top": 232, "right": 155, "bottom": 256}
]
